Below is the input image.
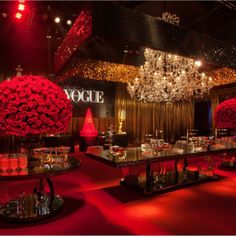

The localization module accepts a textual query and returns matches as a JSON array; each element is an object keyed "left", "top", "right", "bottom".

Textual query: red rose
[
  {"left": 215, "top": 98, "right": 236, "bottom": 129},
  {"left": 0, "top": 75, "right": 72, "bottom": 136},
  {"left": 19, "top": 105, "right": 29, "bottom": 112}
]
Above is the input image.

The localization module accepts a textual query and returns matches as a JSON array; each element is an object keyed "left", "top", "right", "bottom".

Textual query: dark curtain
[{"left": 115, "top": 84, "right": 194, "bottom": 144}]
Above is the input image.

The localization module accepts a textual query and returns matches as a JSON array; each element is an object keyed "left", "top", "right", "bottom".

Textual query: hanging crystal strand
[{"left": 127, "top": 47, "right": 213, "bottom": 103}]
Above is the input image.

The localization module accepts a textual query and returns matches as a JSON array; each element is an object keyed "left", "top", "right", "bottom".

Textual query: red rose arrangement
[
  {"left": 215, "top": 98, "right": 236, "bottom": 128},
  {"left": 0, "top": 75, "right": 72, "bottom": 136}
]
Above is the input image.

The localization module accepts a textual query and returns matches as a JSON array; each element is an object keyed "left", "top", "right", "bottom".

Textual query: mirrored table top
[
  {"left": 86, "top": 146, "right": 236, "bottom": 168},
  {"left": 0, "top": 157, "right": 80, "bottom": 180}
]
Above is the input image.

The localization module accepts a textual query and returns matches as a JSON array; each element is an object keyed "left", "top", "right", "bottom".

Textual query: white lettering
[
  {"left": 64, "top": 88, "right": 105, "bottom": 104},
  {"left": 64, "top": 89, "right": 71, "bottom": 99},
  {"left": 97, "top": 91, "right": 104, "bottom": 103},
  {"left": 71, "top": 89, "right": 80, "bottom": 102},
  {"left": 89, "top": 90, "right": 96, "bottom": 103},
  {"left": 81, "top": 90, "right": 89, "bottom": 102}
]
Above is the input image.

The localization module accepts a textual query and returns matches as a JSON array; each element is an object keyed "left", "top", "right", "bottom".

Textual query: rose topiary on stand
[
  {"left": 0, "top": 75, "right": 72, "bottom": 158},
  {"left": 214, "top": 98, "right": 236, "bottom": 169},
  {"left": 215, "top": 98, "right": 236, "bottom": 129}
]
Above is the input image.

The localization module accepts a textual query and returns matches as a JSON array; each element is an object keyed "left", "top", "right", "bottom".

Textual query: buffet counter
[{"left": 86, "top": 146, "right": 236, "bottom": 194}]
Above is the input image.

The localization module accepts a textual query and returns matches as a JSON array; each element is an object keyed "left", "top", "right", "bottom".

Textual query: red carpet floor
[{"left": 1, "top": 151, "right": 236, "bottom": 235}]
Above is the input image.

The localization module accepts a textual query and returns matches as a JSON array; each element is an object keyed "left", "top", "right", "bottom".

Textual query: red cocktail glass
[
  {"left": 19, "top": 154, "right": 28, "bottom": 170},
  {"left": 9, "top": 155, "right": 19, "bottom": 172},
  {"left": 0, "top": 155, "right": 10, "bottom": 173}
]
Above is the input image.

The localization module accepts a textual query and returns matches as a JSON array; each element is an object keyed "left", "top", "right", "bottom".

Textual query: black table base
[
  {"left": 0, "top": 195, "right": 63, "bottom": 223},
  {"left": 0, "top": 157, "right": 80, "bottom": 223}
]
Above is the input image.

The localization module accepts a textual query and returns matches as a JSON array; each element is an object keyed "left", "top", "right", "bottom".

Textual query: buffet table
[
  {"left": 86, "top": 147, "right": 236, "bottom": 194},
  {"left": 0, "top": 157, "right": 80, "bottom": 223}
]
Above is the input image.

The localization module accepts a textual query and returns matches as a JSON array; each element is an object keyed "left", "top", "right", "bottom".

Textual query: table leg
[
  {"left": 145, "top": 160, "right": 153, "bottom": 194},
  {"left": 174, "top": 160, "right": 178, "bottom": 184},
  {"left": 184, "top": 158, "right": 188, "bottom": 170},
  {"left": 45, "top": 177, "right": 54, "bottom": 210}
]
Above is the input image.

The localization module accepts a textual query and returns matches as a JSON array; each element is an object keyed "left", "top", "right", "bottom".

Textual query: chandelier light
[
  {"left": 127, "top": 48, "right": 214, "bottom": 103},
  {"left": 157, "top": 12, "right": 180, "bottom": 26}
]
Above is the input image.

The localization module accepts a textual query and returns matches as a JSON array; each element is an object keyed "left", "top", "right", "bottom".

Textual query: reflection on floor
[{"left": 1, "top": 150, "right": 236, "bottom": 235}]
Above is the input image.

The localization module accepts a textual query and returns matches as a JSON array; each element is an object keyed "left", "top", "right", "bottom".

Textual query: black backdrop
[
  {"left": 194, "top": 101, "right": 212, "bottom": 136},
  {"left": 58, "top": 77, "right": 115, "bottom": 118}
]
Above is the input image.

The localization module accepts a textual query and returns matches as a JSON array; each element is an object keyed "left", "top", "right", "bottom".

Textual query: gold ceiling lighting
[
  {"left": 209, "top": 67, "right": 236, "bottom": 86},
  {"left": 62, "top": 58, "right": 139, "bottom": 83}
]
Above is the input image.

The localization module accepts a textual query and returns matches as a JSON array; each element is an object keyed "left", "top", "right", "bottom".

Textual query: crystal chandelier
[{"left": 127, "top": 48, "right": 214, "bottom": 103}]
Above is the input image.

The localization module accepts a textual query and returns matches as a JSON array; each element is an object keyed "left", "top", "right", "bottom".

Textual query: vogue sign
[
  {"left": 59, "top": 78, "right": 115, "bottom": 118},
  {"left": 64, "top": 88, "right": 104, "bottom": 103}
]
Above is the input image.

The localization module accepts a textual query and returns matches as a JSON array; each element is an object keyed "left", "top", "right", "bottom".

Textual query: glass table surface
[
  {"left": 86, "top": 146, "right": 236, "bottom": 168},
  {"left": 0, "top": 157, "right": 80, "bottom": 180}
]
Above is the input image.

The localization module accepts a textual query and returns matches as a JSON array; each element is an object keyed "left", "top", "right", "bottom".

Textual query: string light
[
  {"left": 18, "top": 3, "right": 25, "bottom": 11},
  {"left": 209, "top": 67, "right": 236, "bottom": 86},
  {"left": 66, "top": 19, "right": 72, "bottom": 25},
  {"left": 54, "top": 17, "right": 61, "bottom": 23},
  {"left": 195, "top": 60, "right": 202, "bottom": 67},
  {"left": 15, "top": 12, "right": 22, "bottom": 19},
  {"left": 59, "top": 58, "right": 139, "bottom": 83},
  {"left": 15, "top": 0, "right": 26, "bottom": 20},
  {"left": 54, "top": 9, "right": 92, "bottom": 72}
]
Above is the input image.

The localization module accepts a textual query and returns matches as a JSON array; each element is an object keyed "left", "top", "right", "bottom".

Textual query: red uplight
[
  {"left": 15, "top": 12, "right": 22, "bottom": 19},
  {"left": 18, "top": 4, "right": 25, "bottom": 11},
  {"left": 80, "top": 108, "right": 98, "bottom": 137}
]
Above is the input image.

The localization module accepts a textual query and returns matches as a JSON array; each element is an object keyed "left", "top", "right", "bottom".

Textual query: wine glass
[
  {"left": 0, "top": 154, "right": 10, "bottom": 174},
  {"left": 18, "top": 153, "right": 28, "bottom": 170}
]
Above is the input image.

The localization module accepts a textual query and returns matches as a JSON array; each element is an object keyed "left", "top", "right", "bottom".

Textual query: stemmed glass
[
  {"left": 18, "top": 153, "right": 28, "bottom": 170},
  {"left": 0, "top": 154, "right": 10, "bottom": 175}
]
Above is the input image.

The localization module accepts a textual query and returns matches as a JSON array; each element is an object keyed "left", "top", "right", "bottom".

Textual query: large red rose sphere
[
  {"left": 0, "top": 75, "right": 72, "bottom": 136},
  {"left": 215, "top": 98, "right": 236, "bottom": 129}
]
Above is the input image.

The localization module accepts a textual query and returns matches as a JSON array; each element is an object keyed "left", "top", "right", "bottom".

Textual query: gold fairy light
[
  {"left": 209, "top": 67, "right": 236, "bottom": 86},
  {"left": 62, "top": 58, "right": 139, "bottom": 83}
]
